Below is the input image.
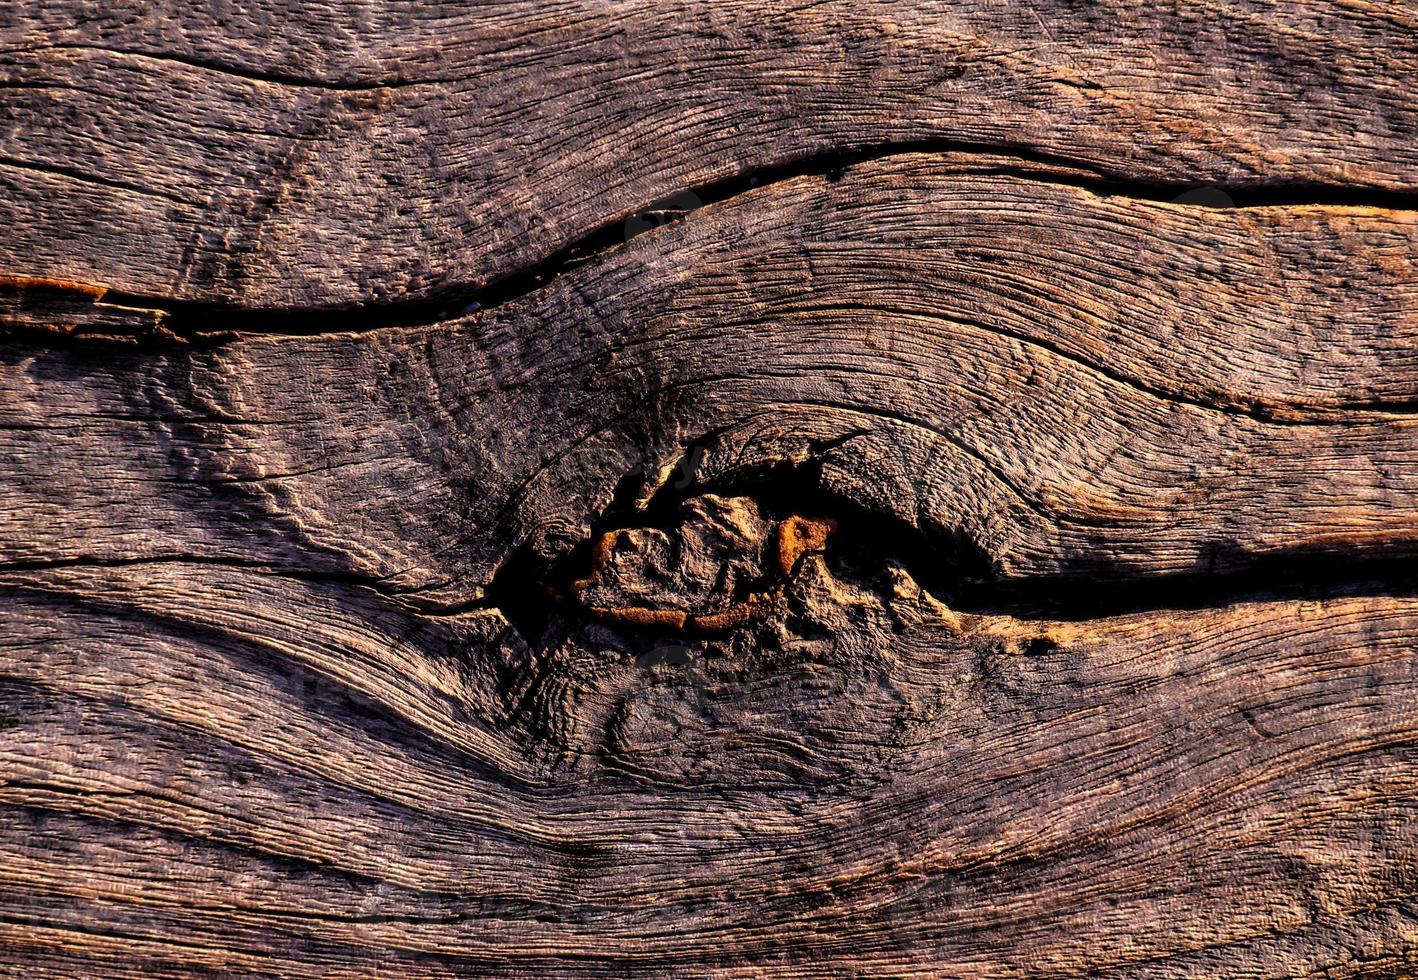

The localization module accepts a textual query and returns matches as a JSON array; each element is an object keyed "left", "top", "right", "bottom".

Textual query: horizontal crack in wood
[{"left": 5, "top": 141, "right": 1417, "bottom": 347}]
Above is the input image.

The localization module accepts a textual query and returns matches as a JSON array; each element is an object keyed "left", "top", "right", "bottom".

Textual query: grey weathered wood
[{"left": 2, "top": 2, "right": 1418, "bottom": 977}]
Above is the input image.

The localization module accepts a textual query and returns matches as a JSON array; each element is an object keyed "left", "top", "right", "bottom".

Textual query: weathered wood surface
[
  {"left": 2, "top": 2, "right": 1418, "bottom": 978},
  {"left": 2, "top": 0, "right": 1417, "bottom": 306}
]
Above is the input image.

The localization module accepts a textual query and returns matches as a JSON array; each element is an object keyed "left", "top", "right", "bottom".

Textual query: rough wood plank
[
  {"left": 3, "top": 2, "right": 1418, "bottom": 976},
  {"left": 0, "top": 561, "right": 1415, "bottom": 977},
  {"left": 4, "top": 159, "right": 1414, "bottom": 603},
  {"left": 1, "top": 0, "right": 1416, "bottom": 306}
]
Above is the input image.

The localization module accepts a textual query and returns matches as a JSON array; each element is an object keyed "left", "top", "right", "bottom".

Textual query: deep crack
[{"left": 5, "top": 140, "right": 1418, "bottom": 346}]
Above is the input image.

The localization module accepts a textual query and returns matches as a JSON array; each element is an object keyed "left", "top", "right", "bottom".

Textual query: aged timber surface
[{"left": 2, "top": 2, "right": 1418, "bottom": 978}]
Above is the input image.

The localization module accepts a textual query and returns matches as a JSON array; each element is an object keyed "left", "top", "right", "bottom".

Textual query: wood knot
[{"left": 561, "top": 496, "right": 836, "bottom": 635}]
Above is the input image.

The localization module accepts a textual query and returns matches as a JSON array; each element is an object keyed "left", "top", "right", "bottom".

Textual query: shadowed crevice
[{"left": 484, "top": 455, "right": 1418, "bottom": 652}]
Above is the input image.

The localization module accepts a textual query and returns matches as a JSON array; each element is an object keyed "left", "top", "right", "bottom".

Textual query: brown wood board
[{"left": 1, "top": 3, "right": 1417, "bottom": 976}]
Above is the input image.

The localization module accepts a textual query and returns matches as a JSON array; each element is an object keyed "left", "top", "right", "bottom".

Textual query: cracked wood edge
[{"left": 0, "top": 0, "right": 1415, "bottom": 306}]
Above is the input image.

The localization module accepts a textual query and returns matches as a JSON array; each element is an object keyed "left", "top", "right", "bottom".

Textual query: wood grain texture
[
  {"left": 1, "top": 0, "right": 1416, "bottom": 306},
  {"left": 2, "top": 0, "right": 1417, "bottom": 977},
  {"left": 6, "top": 159, "right": 1415, "bottom": 598}
]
